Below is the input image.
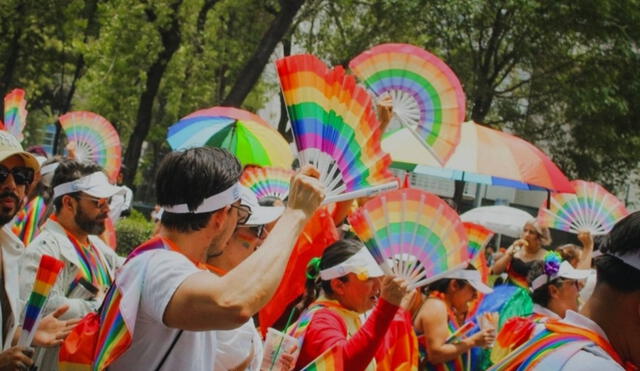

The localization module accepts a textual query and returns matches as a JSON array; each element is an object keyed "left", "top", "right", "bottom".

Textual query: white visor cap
[{"left": 319, "top": 247, "right": 384, "bottom": 281}]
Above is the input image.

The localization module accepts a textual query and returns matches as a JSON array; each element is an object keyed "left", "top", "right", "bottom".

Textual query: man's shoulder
[{"left": 560, "top": 346, "right": 625, "bottom": 371}]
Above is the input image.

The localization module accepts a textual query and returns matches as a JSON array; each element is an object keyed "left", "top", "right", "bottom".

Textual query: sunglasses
[
  {"left": 0, "top": 165, "right": 34, "bottom": 186},
  {"left": 74, "top": 195, "right": 112, "bottom": 209},
  {"left": 230, "top": 204, "right": 252, "bottom": 225}
]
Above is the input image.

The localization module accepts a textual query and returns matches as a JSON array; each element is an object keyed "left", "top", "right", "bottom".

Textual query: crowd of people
[{"left": 0, "top": 124, "right": 636, "bottom": 371}]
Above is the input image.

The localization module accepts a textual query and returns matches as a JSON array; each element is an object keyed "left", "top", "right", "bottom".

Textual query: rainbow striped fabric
[
  {"left": 65, "top": 231, "right": 112, "bottom": 295},
  {"left": 19, "top": 255, "right": 65, "bottom": 346},
  {"left": 12, "top": 195, "right": 46, "bottom": 245},
  {"left": 301, "top": 344, "right": 344, "bottom": 371}
]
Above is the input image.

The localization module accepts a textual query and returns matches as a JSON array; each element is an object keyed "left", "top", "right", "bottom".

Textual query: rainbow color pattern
[
  {"left": 3, "top": 88, "right": 28, "bottom": 141},
  {"left": 240, "top": 166, "right": 294, "bottom": 201},
  {"left": 276, "top": 54, "right": 393, "bottom": 197},
  {"left": 59, "top": 111, "right": 122, "bottom": 182},
  {"left": 301, "top": 344, "right": 344, "bottom": 371},
  {"left": 349, "top": 43, "right": 465, "bottom": 165},
  {"left": 19, "top": 254, "right": 65, "bottom": 346},
  {"left": 538, "top": 180, "right": 629, "bottom": 235},
  {"left": 463, "top": 222, "right": 493, "bottom": 316},
  {"left": 349, "top": 188, "right": 469, "bottom": 288},
  {"left": 12, "top": 195, "right": 46, "bottom": 245}
]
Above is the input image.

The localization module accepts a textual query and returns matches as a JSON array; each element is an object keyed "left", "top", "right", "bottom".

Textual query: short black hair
[
  {"left": 596, "top": 211, "right": 640, "bottom": 292},
  {"left": 528, "top": 260, "right": 563, "bottom": 307},
  {"left": 51, "top": 160, "right": 104, "bottom": 211},
  {"left": 156, "top": 147, "right": 241, "bottom": 232}
]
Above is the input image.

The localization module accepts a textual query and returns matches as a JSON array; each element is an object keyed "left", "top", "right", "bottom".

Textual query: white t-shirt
[
  {"left": 110, "top": 250, "right": 217, "bottom": 371},
  {"left": 215, "top": 319, "right": 263, "bottom": 371}
]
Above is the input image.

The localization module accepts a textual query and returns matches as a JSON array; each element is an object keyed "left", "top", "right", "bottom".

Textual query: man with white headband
[
  {"left": 20, "top": 160, "right": 124, "bottom": 371},
  {"left": 99, "top": 147, "right": 325, "bottom": 371},
  {"left": 489, "top": 212, "right": 640, "bottom": 370}
]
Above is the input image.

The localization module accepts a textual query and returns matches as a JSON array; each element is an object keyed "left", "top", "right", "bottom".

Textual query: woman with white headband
[
  {"left": 290, "top": 239, "right": 410, "bottom": 370},
  {"left": 415, "top": 265, "right": 495, "bottom": 370}
]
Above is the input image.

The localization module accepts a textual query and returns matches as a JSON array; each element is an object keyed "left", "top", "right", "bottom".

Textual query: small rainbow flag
[
  {"left": 301, "top": 344, "right": 344, "bottom": 371},
  {"left": 12, "top": 195, "right": 46, "bottom": 245},
  {"left": 3, "top": 88, "right": 28, "bottom": 141},
  {"left": 19, "top": 254, "right": 65, "bottom": 347}
]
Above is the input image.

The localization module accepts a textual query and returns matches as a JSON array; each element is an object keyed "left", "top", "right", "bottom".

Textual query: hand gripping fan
[
  {"left": 349, "top": 188, "right": 469, "bottom": 288},
  {"left": 2, "top": 88, "right": 28, "bottom": 141},
  {"left": 276, "top": 54, "right": 397, "bottom": 204},
  {"left": 59, "top": 111, "right": 122, "bottom": 182},
  {"left": 240, "top": 166, "right": 294, "bottom": 201},
  {"left": 349, "top": 43, "right": 465, "bottom": 164},
  {"left": 538, "top": 180, "right": 629, "bottom": 235}
]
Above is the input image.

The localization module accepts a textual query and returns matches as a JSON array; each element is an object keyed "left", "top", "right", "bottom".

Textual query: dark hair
[
  {"left": 156, "top": 147, "right": 241, "bottom": 233},
  {"left": 595, "top": 211, "right": 640, "bottom": 292},
  {"left": 51, "top": 160, "right": 104, "bottom": 211},
  {"left": 424, "top": 263, "right": 476, "bottom": 295},
  {"left": 527, "top": 260, "right": 563, "bottom": 307},
  {"left": 297, "top": 239, "right": 363, "bottom": 312},
  {"left": 557, "top": 244, "right": 580, "bottom": 265}
]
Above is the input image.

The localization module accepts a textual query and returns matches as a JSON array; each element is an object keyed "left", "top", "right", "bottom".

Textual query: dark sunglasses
[
  {"left": 0, "top": 165, "right": 34, "bottom": 186},
  {"left": 73, "top": 194, "right": 112, "bottom": 208},
  {"left": 230, "top": 204, "right": 252, "bottom": 225}
]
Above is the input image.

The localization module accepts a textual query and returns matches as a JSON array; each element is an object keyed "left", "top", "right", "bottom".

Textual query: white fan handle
[{"left": 321, "top": 181, "right": 399, "bottom": 205}]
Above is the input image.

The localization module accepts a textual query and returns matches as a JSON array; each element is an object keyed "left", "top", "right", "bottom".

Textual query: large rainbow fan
[
  {"left": 276, "top": 54, "right": 396, "bottom": 202},
  {"left": 349, "top": 43, "right": 465, "bottom": 164},
  {"left": 348, "top": 188, "right": 469, "bottom": 288},
  {"left": 240, "top": 166, "right": 294, "bottom": 201},
  {"left": 538, "top": 180, "right": 629, "bottom": 235},
  {"left": 2, "top": 89, "right": 28, "bottom": 141},
  {"left": 59, "top": 111, "right": 122, "bottom": 181}
]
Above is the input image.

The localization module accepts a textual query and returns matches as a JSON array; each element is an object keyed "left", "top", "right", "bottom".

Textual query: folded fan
[
  {"left": 538, "top": 180, "right": 629, "bottom": 235},
  {"left": 59, "top": 111, "right": 122, "bottom": 182},
  {"left": 240, "top": 166, "right": 294, "bottom": 201},
  {"left": 276, "top": 54, "right": 395, "bottom": 201},
  {"left": 349, "top": 188, "right": 469, "bottom": 288},
  {"left": 349, "top": 43, "right": 465, "bottom": 165},
  {"left": 3, "top": 88, "right": 28, "bottom": 141},
  {"left": 19, "top": 254, "right": 65, "bottom": 347}
]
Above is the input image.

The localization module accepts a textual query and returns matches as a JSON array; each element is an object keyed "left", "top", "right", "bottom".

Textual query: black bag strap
[{"left": 154, "top": 330, "right": 184, "bottom": 371}]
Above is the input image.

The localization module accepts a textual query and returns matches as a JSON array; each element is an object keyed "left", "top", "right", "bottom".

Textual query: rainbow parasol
[
  {"left": 167, "top": 106, "right": 293, "bottom": 168},
  {"left": 19, "top": 254, "right": 65, "bottom": 347},
  {"left": 349, "top": 188, "right": 469, "bottom": 288},
  {"left": 538, "top": 180, "right": 629, "bottom": 235},
  {"left": 59, "top": 111, "right": 122, "bottom": 181},
  {"left": 349, "top": 43, "right": 465, "bottom": 165},
  {"left": 3, "top": 88, "right": 28, "bottom": 141},
  {"left": 276, "top": 54, "right": 396, "bottom": 201},
  {"left": 240, "top": 166, "right": 294, "bottom": 202}
]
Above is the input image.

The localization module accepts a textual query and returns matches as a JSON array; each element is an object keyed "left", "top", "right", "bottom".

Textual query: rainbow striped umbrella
[
  {"left": 167, "top": 107, "right": 293, "bottom": 168},
  {"left": 382, "top": 122, "right": 574, "bottom": 193}
]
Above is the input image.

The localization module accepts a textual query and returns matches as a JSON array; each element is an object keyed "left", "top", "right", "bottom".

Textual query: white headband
[
  {"left": 40, "top": 163, "right": 60, "bottom": 176},
  {"left": 53, "top": 172, "right": 113, "bottom": 199},
  {"left": 608, "top": 250, "right": 640, "bottom": 272},
  {"left": 319, "top": 248, "right": 384, "bottom": 280},
  {"left": 531, "top": 261, "right": 591, "bottom": 291},
  {"left": 162, "top": 182, "right": 241, "bottom": 214}
]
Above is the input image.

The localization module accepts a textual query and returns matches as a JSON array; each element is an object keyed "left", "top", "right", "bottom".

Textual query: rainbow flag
[
  {"left": 19, "top": 255, "right": 65, "bottom": 346},
  {"left": 12, "top": 195, "right": 46, "bottom": 245},
  {"left": 301, "top": 344, "right": 343, "bottom": 371},
  {"left": 59, "top": 237, "right": 171, "bottom": 370}
]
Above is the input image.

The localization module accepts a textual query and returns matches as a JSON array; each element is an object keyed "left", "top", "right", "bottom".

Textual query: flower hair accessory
[
  {"left": 543, "top": 251, "right": 562, "bottom": 277},
  {"left": 306, "top": 257, "right": 322, "bottom": 280}
]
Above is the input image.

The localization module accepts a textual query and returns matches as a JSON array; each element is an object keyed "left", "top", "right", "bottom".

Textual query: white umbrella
[{"left": 460, "top": 205, "right": 534, "bottom": 238}]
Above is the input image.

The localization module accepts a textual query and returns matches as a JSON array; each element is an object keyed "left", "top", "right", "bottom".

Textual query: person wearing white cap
[
  {"left": 489, "top": 212, "right": 640, "bottom": 371},
  {"left": 527, "top": 255, "right": 590, "bottom": 320},
  {"left": 415, "top": 265, "right": 495, "bottom": 370},
  {"left": 0, "top": 132, "right": 78, "bottom": 370},
  {"left": 104, "top": 147, "right": 325, "bottom": 371},
  {"left": 291, "top": 239, "right": 410, "bottom": 371},
  {"left": 207, "top": 186, "right": 285, "bottom": 371},
  {"left": 20, "top": 160, "right": 125, "bottom": 371}
]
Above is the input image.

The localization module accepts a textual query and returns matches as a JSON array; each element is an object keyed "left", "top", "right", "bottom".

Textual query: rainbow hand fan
[
  {"left": 349, "top": 43, "right": 465, "bottom": 164},
  {"left": 349, "top": 188, "right": 469, "bottom": 288},
  {"left": 276, "top": 54, "right": 396, "bottom": 202},
  {"left": 240, "top": 166, "right": 294, "bottom": 201},
  {"left": 463, "top": 222, "right": 494, "bottom": 316},
  {"left": 19, "top": 254, "right": 65, "bottom": 347},
  {"left": 59, "top": 111, "right": 122, "bottom": 181},
  {"left": 538, "top": 180, "right": 629, "bottom": 235},
  {"left": 3, "top": 89, "right": 28, "bottom": 141}
]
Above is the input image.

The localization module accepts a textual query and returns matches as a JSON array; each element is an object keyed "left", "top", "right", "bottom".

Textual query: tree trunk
[
  {"left": 222, "top": 0, "right": 305, "bottom": 106},
  {"left": 0, "top": 2, "right": 25, "bottom": 100},
  {"left": 277, "top": 37, "right": 292, "bottom": 142},
  {"left": 123, "top": 0, "right": 183, "bottom": 186}
]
